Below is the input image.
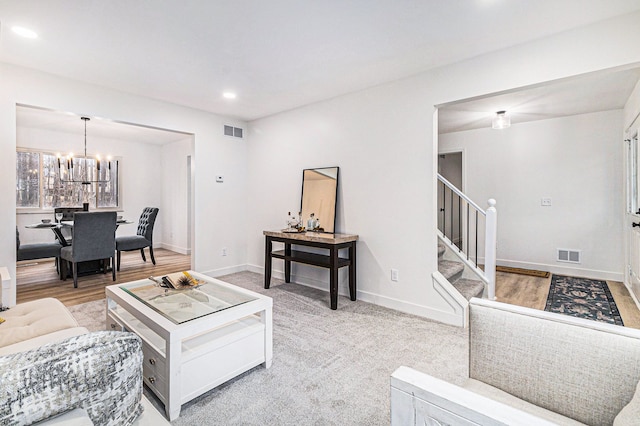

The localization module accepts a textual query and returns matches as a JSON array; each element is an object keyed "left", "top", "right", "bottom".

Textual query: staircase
[
  {"left": 438, "top": 242, "right": 484, "bottom": 300},
  {"left": 437, "top": 173, "right": 497, "bottom": 301}
]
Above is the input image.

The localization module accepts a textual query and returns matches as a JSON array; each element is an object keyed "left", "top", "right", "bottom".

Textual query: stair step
[
  {"left": 438, "top": 259, "right": 464, "bottom": 282},
  {"left": 452, "top": 278, "right": 485, "bottom": 301},
  {"left": 437, "top": 243, "right": 446, "bottom": 257}
]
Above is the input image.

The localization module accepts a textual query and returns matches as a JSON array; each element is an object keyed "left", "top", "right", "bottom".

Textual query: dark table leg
[
  {"left": 349, "top": 242, "right": 357, "bottom": 301},
  {"left": 51, "top": 227, "right": 69, "bottom": 246},
  {"left": 330, "top": 246, "right": 339, "bottom": 310},
  {"left": 264, "top": 236, "right": 272, "bottom": 289},
  {"left": 284, "top": 243, "right": 291, "bottom": 283}
]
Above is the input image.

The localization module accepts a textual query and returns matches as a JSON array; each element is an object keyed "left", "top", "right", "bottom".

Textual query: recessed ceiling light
[
  {"left": 12, "top": 26, "right": 38, "bottom": 39},
  {"left": 223, "top": 92, "right": 237, "bottom": 99}
]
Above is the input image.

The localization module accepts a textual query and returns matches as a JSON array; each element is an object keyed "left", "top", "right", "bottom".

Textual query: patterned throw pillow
[{"left": 0, "top": 331, "right": 144, "bottom": 425}]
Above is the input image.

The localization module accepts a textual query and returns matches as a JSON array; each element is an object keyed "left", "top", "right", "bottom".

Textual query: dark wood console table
[{"left": 263, "top": 230, "right": 358, "bottom": 310}]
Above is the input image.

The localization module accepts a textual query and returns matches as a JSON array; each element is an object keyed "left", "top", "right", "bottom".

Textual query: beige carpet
[{"left": 69, "top": 272, "right": 469, "bottom": 425}]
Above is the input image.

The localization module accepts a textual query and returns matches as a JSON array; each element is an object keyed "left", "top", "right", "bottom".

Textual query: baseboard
[
  {"left": 477, "top": 257, "right": 624, "bottom": 282},
  {"left": 157, "top": 242, "right": 191, "bottom": 255},
  {"left": 358, "top": 288, "right": 465, "bottom": 327},
  {"left": 201, "top": 264, "right": 248, "bottom": 278},
  {"left": 247, "top": 263, "right": 464, "bottom": 326}
]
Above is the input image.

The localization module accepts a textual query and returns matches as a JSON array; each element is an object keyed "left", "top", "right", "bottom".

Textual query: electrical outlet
[
  {"left": 216, "top": 175, "right": 224, "bottom": 183},
  {"left": 391, "top": 269, "right": 399, "bottom": 282},
  {"left": 222, "top": 247, "right": 227, "bottom": 256},
  {"left": 541, "top": 197, "right": 552, "bottom": 206}
]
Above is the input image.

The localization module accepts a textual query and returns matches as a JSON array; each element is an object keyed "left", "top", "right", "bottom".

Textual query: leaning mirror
[{"left": 300, "top": 167, "right": 339, "bottom": 233}]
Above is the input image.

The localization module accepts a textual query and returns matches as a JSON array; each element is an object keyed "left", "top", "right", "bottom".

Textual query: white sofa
[
  {"left": 391, "top": 298, "right": 640, "bottom": 425},
  {"left": 0, "top": 298, "right": 169, "bottom": 425}
]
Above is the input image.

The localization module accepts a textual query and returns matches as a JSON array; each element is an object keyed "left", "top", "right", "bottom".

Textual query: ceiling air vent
[
  {"left": 224, "top": 125, "right": 243, "bottom": 138},
  {"left": 557, "top": 248, "right": 581, "bottom": 264}
]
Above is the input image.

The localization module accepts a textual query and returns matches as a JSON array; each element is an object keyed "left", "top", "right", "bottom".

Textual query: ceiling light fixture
[
  {"left": 223, "top": 92, "right": 237, "bottom": 99},
  {"left": 57, "top": 117, "right": 116, "bottom": 185},
  {"left": 492, "top": 110, "right": 510, "bottom": 130},
  {"left": 11, "top": 26, "right": 38, "bottom": 39}
]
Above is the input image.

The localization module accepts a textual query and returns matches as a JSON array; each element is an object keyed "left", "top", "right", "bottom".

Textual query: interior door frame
[
  {"left": 626, "top": 128, "right": 640, "bottom": 308},
  {"left": 437, "top": 148, "right": 466, "bottom": 246}
]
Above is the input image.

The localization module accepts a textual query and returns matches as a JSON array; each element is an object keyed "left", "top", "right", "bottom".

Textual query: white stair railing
[{"left": 437, "top": 174, "right": 497, "bottom": 300}]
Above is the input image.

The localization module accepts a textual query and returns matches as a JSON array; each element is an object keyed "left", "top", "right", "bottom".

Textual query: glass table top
[{"left": 120, "top": 275, "right": 257, "bottom": 324}]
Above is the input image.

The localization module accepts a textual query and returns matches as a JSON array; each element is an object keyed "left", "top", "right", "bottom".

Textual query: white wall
[
  {"left": 246, "top": 12, "right": 640, "bottom": 323},
  {"left": 160, "top": 137, "right": 193, "bottom": 254},
  {"left": 16, "top": 126, "right": 165, "bottom": 245},
  {"left": 0, "top": 63, "right": 247, "bottom": 306},
  {"left": 440, "top": 110, "right": 624, "bottom": 280}
]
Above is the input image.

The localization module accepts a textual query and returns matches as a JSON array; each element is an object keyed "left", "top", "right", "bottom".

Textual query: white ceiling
[
  {"left": 438, "top": 67, "right": 640, "bottom": 134},
  {"left": 17, "top": 105, "right": 191, "bottom": 145},
  {"left": 2, "top": 1, "right": 640, "bottom": 121}
]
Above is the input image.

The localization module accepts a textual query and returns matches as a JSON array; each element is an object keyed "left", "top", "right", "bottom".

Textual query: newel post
[{"left": 485, "top": 199, "right": 497, "bottom": 300}]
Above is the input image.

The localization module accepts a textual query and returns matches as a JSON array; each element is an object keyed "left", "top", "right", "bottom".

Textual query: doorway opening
[{"left": 438, "top": 151, "right": 463, "bottom": 250}]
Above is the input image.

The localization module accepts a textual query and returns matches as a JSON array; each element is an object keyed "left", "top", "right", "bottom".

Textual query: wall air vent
[
  {"left": 224, "top": 125, "right": 243, "bottom": 138},
  {"left": 557, "top": 248, "right": 581, "bottom": 264}
]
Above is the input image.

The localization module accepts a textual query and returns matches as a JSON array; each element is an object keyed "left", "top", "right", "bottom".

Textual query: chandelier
[{"left": 57, "top": 117, "right": 113, "bottom": 185}]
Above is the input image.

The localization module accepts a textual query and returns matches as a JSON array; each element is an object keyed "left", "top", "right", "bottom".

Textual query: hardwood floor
[
  {"left": 16, "top": 248, "right": 191, "bottom": 307},
  {"left": 495, "top": 271, "right": 640, "bottom": 330}
]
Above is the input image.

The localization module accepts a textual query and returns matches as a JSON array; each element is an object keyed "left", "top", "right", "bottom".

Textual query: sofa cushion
[
  {"left": 0, "top": 331, "right": 143, "bottom": 426},
  {"left": 614, "top": 380, "right": 640, "bottom": 426},
  {"left": 469, "top": 299, "right": 640, "bottom": 426},
  {"left": 0, "top": 298, "right": 80, "bottom": 347}
]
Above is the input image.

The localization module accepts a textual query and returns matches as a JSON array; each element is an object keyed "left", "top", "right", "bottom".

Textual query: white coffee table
[{"left": 105, "top": 271, "right": 273, "bottom": 420}]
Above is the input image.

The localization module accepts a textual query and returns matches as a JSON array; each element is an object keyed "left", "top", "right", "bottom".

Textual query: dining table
[
  {"left": 25, "top": 219, "right": 133, "bottom": 247},
  {"left": 24, "top": 218, "right": 134, "bottom": 279}
]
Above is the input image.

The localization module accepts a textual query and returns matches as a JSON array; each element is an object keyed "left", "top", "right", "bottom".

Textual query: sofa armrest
[
  {"left": 391, "top": 367, "right": 557, "bottom": 426},
  {"left": 0, "top": 331, "right": 144, "bottom": 426}
]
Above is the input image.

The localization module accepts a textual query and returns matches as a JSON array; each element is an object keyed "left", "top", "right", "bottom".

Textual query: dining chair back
[
  {"left": 54, "top": 207, "right": 84, "bottom": 221},
  {"left": 60, "top": 211, "right": 117, "bottom": 288},
  {"left": 137, "top": 207, "right": 159, "bottom": 242},
  {"left": 54, "top": 207, "right": 83, "bottom": 243}
]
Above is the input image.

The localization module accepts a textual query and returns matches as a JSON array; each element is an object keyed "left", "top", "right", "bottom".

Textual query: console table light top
[{"left": 263, "top": 230, "right": 358, "bottom": 244}]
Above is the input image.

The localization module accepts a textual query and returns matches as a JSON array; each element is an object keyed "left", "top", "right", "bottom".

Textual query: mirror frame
[{"left": 300, "top": 166, "right": 339, "bottom": 233}]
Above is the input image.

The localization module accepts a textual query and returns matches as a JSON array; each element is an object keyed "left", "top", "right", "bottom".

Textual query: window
[
  {"left": 16, "top": 149, "right": 121, "bottom": 210},
  {"left": 16, "top": 151, "right": 40, "bottom": 208}
]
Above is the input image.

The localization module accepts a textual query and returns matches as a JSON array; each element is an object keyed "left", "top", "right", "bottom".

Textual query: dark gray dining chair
[
  {"left": 16, "top": 227, "right": 63, "bottom": 279},
  {"left": 116, "top": 207, "right": 159, "bottom": 271},
  {"left": 60, "top": 211, "right": 117, "bottom": 288}
]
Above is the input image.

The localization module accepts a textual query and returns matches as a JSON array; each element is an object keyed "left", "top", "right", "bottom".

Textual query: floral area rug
[{"left": 545, "top": 274, "right": 623, "bottom": 326}]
